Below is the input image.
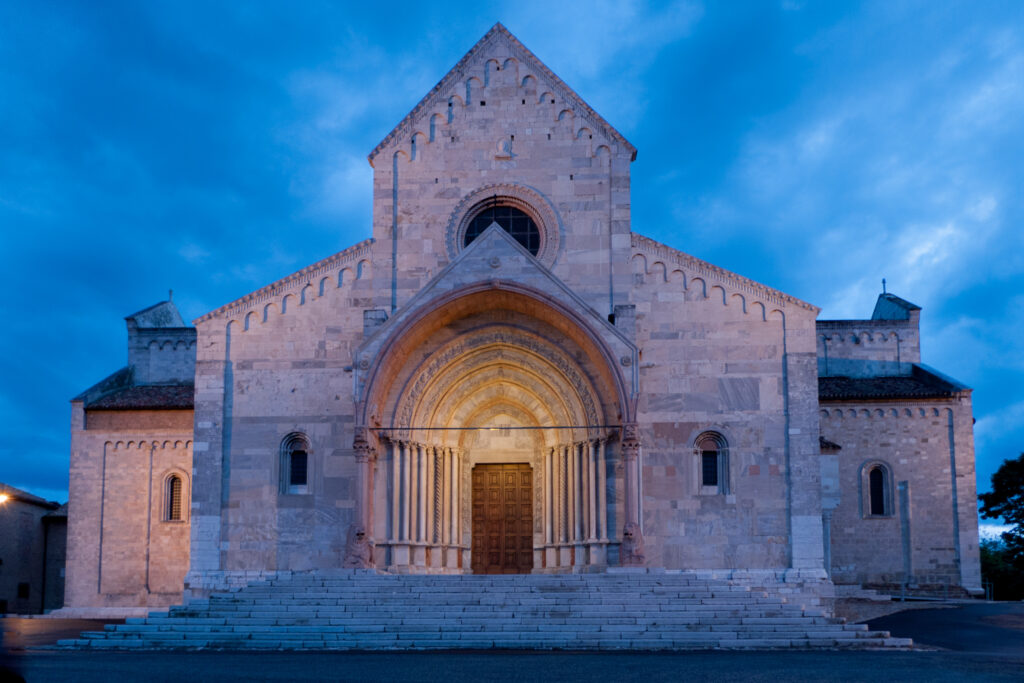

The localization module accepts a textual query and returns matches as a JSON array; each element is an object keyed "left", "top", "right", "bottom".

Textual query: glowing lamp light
[{"left": 0, "top": 493, "right": 9, "bottom": 504}]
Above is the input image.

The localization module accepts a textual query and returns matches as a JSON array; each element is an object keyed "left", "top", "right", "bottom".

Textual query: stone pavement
[{"left": 4, "top": 650, "right": 1024, "bottom": 682}]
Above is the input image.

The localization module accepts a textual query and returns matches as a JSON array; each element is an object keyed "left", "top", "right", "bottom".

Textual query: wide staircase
[{"left": 60, "top": 572, "right": 912, "bottom": 650}]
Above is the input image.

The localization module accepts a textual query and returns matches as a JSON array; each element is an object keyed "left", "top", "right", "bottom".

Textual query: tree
[
  {"left": 979, "top": 453, "right": 1024, "bottom": 599},
  {"left": 980, "top": 453, "right": 1024, "bottom": 564},
  {"left": 980, "top": 539, "right": 1024, "bottom": 601}
]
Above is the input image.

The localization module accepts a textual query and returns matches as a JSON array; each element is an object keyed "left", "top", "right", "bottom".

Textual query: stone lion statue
[
  {"left": 342, "top": 524, "right": 373, "bottom": 569},
  {"left": 620, "top": 522, "right": 646, "bottom": 566}
]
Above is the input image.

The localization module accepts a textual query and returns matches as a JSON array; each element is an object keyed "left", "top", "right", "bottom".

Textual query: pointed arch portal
[{"left": 359, "top": 285, "right": 631, "bottom": 573}]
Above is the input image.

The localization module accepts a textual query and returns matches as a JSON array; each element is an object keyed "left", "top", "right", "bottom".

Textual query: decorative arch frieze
[{"left": 630, "top": 232, "right": 818, "bottom": 318}]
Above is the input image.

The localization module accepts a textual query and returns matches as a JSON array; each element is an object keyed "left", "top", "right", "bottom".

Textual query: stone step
[{"left": 60, "top": 572, "right": 910, "bottom": 651}]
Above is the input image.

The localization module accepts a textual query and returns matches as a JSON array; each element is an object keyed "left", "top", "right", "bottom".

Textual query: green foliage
[
  {"left": 979, "top": 453, "right": 1024, "bottom": 599},
  {"left": 980, "top": 452, "right": 1024, "bottom": 567},
  {"left": 980, "top": 539, "right": 1024, "bottom": 601}
]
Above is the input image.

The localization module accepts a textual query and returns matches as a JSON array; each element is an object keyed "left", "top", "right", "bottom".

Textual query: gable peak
[{"left": 367, "top": 22, "right": 635, "bottom": 164}]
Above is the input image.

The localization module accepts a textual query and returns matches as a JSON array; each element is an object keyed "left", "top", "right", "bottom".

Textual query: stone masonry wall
[
  {"left": 189, "top": 244, "right": 373, "bottom": 583},
  {"left": 369, "top": 31, "right": 635, "bottom": 319},
  {"left": 65, "top": 402, "right": 192, "bottom": 608},
  {"left": 629, "top": 237, "right": 824, "bottom": 571},
  {"left": 821, "top": 397, "right": 981, "bottom": 593},
  {"left": 816, "top": 319, "right": 920, "bottom": 378}
]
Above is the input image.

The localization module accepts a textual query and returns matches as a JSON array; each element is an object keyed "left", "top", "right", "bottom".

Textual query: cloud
[
  {"left": 179, "top": 242, "right": 211, "bottom": 264},
  {"left": 504, "top": 1, "right": 704, "bottom": 127}
]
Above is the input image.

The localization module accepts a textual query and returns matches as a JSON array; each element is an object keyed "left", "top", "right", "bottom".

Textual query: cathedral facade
[{"left": 64, "top": 25, "right": 982, "bottom": 612}]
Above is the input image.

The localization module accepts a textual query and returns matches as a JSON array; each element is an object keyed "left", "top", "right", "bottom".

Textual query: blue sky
[{"left": 2, "top": 1, "right": 1022, "bottom": 511}]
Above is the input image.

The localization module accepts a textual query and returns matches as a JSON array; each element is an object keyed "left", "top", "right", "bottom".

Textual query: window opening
[
  {"left": 701, "top": 451, "right": 718, "bottom": 487},
  {"left": 696, "top": 432, "right": 729, "bottom": 494},
  {"left": 166, "top": 475, "right": 184, "bottom": 521},
  {"left": 869, "top": 466, "right": 886, "bottom": 515},
  {"left": 290, "top": 450, "right": 308, "bottom": 487},
  {"left": 463, "top": 204, "right": 540, "bottom": 255}
]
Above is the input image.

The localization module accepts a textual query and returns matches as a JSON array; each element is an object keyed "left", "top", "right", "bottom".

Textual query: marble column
[
  {"left": 344, "top": 427, "right": 376, "bottom": 569},
  {"left": 598, "top": 438, "right": 608, "bottom": 541},
  {"left": 390, "top": 439, "right": 400, "bottom": 542},
  {"left": 417, "top": 444, "right": 427, "bottom": 544},
  {"left": 587, "top": 440, "right": 598, "bottom": 543},
  {"left": 402, "top": 441, "right": 412, "bottom": 543},
  {"left": 620, "top": 423, "right": 645, "bottom": 566},
  {"left": 425, "top": 446, "right": 435, "bottom": 544}
]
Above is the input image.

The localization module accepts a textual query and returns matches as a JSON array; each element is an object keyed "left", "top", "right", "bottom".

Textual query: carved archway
[{"left": 362, "top": 285, "right": 626, "bottom": 574}]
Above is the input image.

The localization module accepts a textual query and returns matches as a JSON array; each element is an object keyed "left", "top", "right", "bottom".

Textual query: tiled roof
[
  {"left": 125, "top": 299, "right": 188, "bottom": 328},
  {"left": 818, "top": 373, "right": 958, "bottom": 401},
  {"left": 87, "top": 384, "right": 194, "bottom": 410},
  {"left": 0, "top": 482, "right": 61, "bottom": 509}
]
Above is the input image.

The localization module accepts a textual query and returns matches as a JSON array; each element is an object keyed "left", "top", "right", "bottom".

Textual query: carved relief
[
  {"left": 393, "top": 328, "right": 603, "bottom": 435},
  {"left": 341, "top": 525, "right": 373, "bottom": 568},
  {"left": 620, "top": 522, "right": 646, "bottom": 566}
]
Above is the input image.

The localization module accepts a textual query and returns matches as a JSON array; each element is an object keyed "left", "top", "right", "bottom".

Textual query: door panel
[{"left": 471, "top": 464, "right": 533, "bottom": 574}]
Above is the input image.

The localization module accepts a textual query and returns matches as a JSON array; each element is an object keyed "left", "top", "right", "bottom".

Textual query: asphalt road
[
  {"left": 1, "top": 603, "right": 1021, "bottom": 682},
  {"left": 866, "top": 601, "right": 1024, "bottom": 655}
]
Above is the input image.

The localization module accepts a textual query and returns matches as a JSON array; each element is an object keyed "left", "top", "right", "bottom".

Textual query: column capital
[
  {"left": 621, "top": 422, "right": 641, "bottom": 460},
  {"left": 353, "top": 426, "right": 378, "bottom": 463}
]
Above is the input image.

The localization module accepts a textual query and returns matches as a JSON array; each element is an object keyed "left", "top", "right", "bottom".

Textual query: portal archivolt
[{"left": 366, "top": 289, "right": 624, "bottom": 574}]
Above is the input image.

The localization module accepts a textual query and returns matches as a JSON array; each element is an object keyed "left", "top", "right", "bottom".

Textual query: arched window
[
  {"left": 861, "top": 462, "right": 893, "bottom": 517},
  {"left": 860, "top": 462, "right": 892, "bottom": 516},
  {"left": 463, "top": 204, "right": 540, "bottom": 255},
  {"left": 695, "top": 432, "right": 729, "bottom": 495},
  {"left": 165, "top": 474, "right": 184, "bottom": 521},
  {"left": 281, "top": 433, "right": 312, "bottom": 494}
]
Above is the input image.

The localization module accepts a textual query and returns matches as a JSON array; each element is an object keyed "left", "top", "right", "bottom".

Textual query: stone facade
[
  {"left": 63, "top": 24, "right": 982, "bottom": 610},
  {"left": 817, "top": 294, "right": 981, "bottom": 594},
  {"left": 0, "top": 485, "right": 64, "bottom": 614},
  {"left": 63, "top": 301, "right": 195, "bottom": 610}
]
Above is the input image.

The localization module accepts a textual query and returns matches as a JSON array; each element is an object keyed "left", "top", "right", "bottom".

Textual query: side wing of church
[{"left": 62, "top": 24, "right": 982, "bottom": 612}]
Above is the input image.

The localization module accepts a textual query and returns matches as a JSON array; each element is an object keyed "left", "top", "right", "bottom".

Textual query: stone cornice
[
  {"left": 630, "top": 233, "right": 819, "bottom": 314},
  {"left": 194, "top": 238, "right": 374, "bottom": 325}
]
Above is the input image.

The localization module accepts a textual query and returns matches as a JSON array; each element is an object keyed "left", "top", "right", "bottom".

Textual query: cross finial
[{"left": 881, "top": 278, "right": 886, "bottom": 294}]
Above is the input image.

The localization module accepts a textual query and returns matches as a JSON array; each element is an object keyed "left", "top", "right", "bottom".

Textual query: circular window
[
  {"left": 446, "top": 184, "right": 561, "bottom": 269},
  {"left": 463, "top": 205, "right": 540, "bottom": 255}
]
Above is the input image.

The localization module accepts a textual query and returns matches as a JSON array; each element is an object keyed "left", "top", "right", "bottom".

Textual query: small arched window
[
  {"left": 695, "top": 432, "right": 729, "bottom": 495},
  {"left": 861, "top": 462, "right": 893, "bottom": 517},
  {"left": 281, "top": 433, "right": 312, "bottom": 494},
  {"left": 165, "top": 474, "right": 184, "bottom": 522}
]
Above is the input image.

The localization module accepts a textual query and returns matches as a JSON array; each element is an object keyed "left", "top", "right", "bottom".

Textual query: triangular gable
[
  {"left": 353, "top": 223, "right": 638, "bottom": 402},
  {"left": 367, "top": 22, "right": 637, "bottom": 165}
]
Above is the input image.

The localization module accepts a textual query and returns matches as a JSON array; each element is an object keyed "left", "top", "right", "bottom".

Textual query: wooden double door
[{"left": 471, "top": 464, "right": 534, "bottom": 574}]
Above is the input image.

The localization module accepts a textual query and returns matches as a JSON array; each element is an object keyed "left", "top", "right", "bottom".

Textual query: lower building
[{"left": 0, "top": 485, "right": 66, "bottom": 614}]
